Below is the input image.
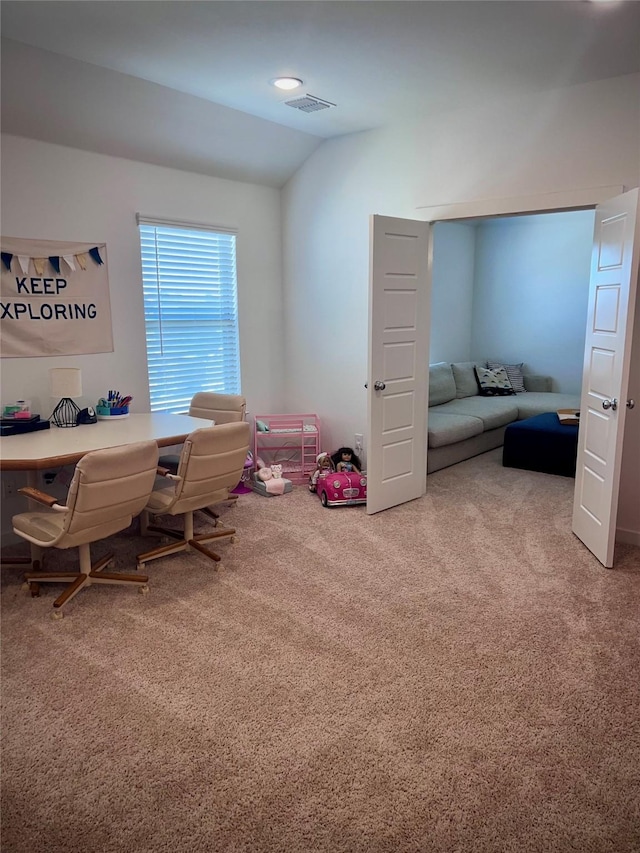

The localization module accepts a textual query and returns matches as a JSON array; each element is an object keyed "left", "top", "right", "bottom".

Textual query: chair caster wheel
[
  {"left": 230, "top": 536, "right": 236, "bottom": 543},
  {"left": 139, "top": 584, "right": 150, "bottom": 595},
  {"left": 21, "top": 581, "right": 30, "bottom": 592},
  {"left": 52, "top": 609, "right": 64, "bottom": 620}
]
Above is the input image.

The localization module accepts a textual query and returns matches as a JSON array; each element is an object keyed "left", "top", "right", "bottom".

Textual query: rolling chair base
[
  {"left": 25, "top": 553, "right": 149, "bottom": 609},
  {"left": 137, "top": 524, "right": 236, "bottom": 568}
]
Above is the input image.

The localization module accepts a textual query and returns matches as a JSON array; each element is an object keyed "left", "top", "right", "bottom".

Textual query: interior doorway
[
  {"left": 430, "top": 208, "right": 596, "bottom": 395},
  {"left": 420, "top": 187, "right": 639, "bottom": 566},
  {"left": 367, "top": 187, "right": 638, "bottom": 564}
]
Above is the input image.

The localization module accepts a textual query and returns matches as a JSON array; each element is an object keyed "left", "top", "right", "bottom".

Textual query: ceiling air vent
[{"left": 285, "top": 94, "right": 336, "bottom": 113}]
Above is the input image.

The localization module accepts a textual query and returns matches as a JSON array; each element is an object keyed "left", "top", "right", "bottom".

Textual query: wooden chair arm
[
  {"left": 17, "top": 486, "right": 63, "bottom": 508},
  {"left": 156, "top": 466, "right": 181, "bottom": 482}
]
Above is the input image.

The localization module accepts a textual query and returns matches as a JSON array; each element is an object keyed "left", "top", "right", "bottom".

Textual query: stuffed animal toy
[{"left": 255, "top": 464, "right": 286, "bottom": 494}]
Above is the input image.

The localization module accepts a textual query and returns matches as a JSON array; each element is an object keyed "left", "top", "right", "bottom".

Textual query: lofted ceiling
[{"left": 2, "top": 1, "right": 640, "bottom": 188}]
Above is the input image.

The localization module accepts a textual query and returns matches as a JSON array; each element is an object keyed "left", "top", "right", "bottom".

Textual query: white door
[
  {"left": 366, "top": 215, "right": 431, "bottom": 515},
  {"left": 572, "top": 188, "right": 640, "bottom": 567}
]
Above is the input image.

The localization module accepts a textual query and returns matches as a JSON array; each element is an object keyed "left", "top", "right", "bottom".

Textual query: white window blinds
[{"left": 138, "top": 219, "right": 241, "bottom": 413}]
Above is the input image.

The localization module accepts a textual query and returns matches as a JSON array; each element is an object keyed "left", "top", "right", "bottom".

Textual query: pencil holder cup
[{"left": 96, "top": 405, "right": 129, "bottom": 417}]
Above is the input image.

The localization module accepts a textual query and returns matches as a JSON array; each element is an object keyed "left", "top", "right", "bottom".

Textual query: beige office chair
[
  {"left": 15, "top": 440, "right": 160, "bottom": 614},
  {"left": 137, "top": 421, "right": 250, "bottom": 571},
  {"left": 158, "top": 392, "right": 248, "bottom": 521},
  {"left": 188, "top": 392, "right": 246, "bottom": 423},
  {"left": 158, "top": 392, "right": 246, "bottom": 471}
]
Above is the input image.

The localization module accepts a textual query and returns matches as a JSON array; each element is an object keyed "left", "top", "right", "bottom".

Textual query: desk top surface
[{"left": 0, "top": 412, "right": 210, "bottom": 470}]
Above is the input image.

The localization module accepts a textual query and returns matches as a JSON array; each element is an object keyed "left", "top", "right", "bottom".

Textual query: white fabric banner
[{"left": 0, "top": 236, "right": 114, "bottom": 358}]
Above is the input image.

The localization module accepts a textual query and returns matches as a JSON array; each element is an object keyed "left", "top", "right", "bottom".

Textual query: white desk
[
  {"left": 0, "top": 412, "right": 213, "bottom": 569},
  {"left": 0, "top": 412, "right": 211, "bottom": 472}
]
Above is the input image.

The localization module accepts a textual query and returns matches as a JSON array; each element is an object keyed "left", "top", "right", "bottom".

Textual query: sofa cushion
[
  {"left": 515, "top": 392, "right": 581, "bottom": 420},
  {"left": 451, "top": 362, "right": 480, "bottom": 398},
  {"left": 487, "top": 361, "right": 526, "bottom": 393},
  {"left": 429, "top": 362, "right": 457, "bottom": 406},
  {"left": 475, "top": 365, "right": 516, "bottom": 397},
  {"left": 523, "top": 374, "right": 552, "bottom": 393},
  {"left": 427, "top": 411, "right": 483, "bottom": 448},
  {"left": 435, "top": 397, "right": 520, "bottom": 430}
]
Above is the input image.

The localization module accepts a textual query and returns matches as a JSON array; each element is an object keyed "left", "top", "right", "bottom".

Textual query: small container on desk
[{"left": 96, "top": 405, "right": 129, "bottom": 420}]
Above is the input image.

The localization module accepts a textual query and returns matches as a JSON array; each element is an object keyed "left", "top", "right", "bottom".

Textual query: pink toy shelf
[{"left": 253, "top": 414, "right": 320, "bottom": 485}]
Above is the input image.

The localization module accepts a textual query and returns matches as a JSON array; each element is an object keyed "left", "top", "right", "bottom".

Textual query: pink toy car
[{"left": 314, "top": 470, "right": 367, "bottom": 508}]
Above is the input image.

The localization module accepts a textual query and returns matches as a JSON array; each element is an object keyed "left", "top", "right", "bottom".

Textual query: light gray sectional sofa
[{"left": 427, "top": 361, "right": 581, "bottom": 473}]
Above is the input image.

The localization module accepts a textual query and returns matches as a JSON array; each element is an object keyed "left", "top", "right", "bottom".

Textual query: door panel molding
[
  {"left": 367, "top": 215, "right": 430, "bottom": 515},
  {"left": 572, "top": 188, "right": 639, "bottom": 567}
]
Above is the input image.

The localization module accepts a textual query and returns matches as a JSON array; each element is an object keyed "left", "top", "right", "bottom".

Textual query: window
[{"left": 138, "top": 217, "right": 241, "bottom": 413}]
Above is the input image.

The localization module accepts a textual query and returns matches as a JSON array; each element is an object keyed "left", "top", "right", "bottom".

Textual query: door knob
[
  {"left": 627, "top": 399, "right": 636, "bottom": 409},
  {"left": 602, "top": 398, "right": 618, "bottom": 411},
  {"left": 374, "top": 381, "right": 386, "bottom": 391}
]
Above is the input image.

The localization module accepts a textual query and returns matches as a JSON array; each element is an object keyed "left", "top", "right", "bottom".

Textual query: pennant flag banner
[
  {"left": 62, "top": 254, "right": 76, "bottom": 272},
  {"left": 88, "top": 246, "right": 103, "bottom": 266},
  {"left": 0, "top": 236, "right": 114, "bottom": 358},
  {"left": 0, "top": 244, "right": 105, "bottom": 278}
]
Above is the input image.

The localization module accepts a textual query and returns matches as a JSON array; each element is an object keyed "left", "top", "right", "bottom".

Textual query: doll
[
  {"left": 309, "top": 452, "right": 335, "bottom": 491},
  {"left": 331, "top": 447, "right": 362, "bottom": 474}
]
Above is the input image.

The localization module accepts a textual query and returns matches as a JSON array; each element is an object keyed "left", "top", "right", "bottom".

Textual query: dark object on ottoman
[{"left": 503, "top": 412, "right": 579, "bottom": 477}]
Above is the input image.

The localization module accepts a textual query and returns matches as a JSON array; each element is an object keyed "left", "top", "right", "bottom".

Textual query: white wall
[
  {"left": 1, "top": 134, "right": 285, "bottom": 539},
  {"left": 430, "top": 222, "right": 476, "bottom": 364},
  {"left": 471, "top": 210, "right": 595, "bottom": 393},
  {"left": 282, "top": 73, "right": 640, "bottom": 525}
]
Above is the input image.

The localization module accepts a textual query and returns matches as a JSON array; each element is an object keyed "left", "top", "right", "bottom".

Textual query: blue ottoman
[{"left": 503, "top": 412, "right": 579, "bottom": 477}]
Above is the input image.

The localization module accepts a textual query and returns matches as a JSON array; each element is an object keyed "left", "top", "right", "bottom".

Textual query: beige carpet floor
[{"left": 1, "top": 449, "right": 639, "bottom": 853}]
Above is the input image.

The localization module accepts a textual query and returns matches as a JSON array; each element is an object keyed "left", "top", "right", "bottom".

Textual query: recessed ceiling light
[{"left": 271, "top": 77, "right": 303, "bottom": 91}]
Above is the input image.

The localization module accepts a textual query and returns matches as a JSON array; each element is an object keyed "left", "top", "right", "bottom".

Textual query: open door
[
  {"left": 572, "top": 188, "right": 640, "bottom": 567},
  {"left": 366, "top": 215, "right": 431, "bottom": 515}
]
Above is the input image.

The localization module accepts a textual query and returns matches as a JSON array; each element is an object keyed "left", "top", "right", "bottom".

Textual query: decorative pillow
[
  {"left": 451, "top": 362, "right": 480, "bottom": 398},
  {"left": 429, "top": 362, "right": 457, "bottom": 406},
  {"left": 487, "top": 361, "right": 526, "bottom": 393},
  {"left": 474, "top": 365, "right": 516, "bottom": 396}
]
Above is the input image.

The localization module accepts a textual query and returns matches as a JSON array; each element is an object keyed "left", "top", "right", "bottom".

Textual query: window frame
[{"left": 137, "top": 215, "right": 241, "bottom": 414}]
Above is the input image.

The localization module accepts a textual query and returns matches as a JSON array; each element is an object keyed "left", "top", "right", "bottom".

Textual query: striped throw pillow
[{"left": 487, "top": 361, "right": 526, "bottom": 393}]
